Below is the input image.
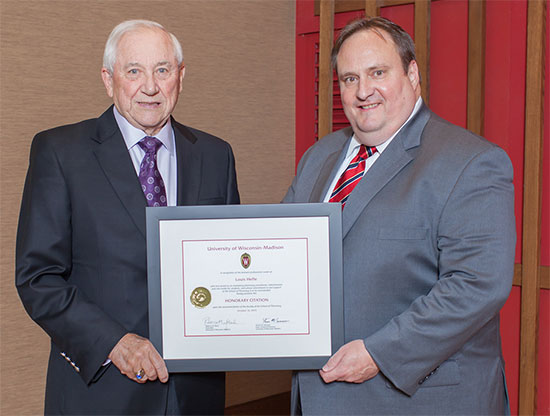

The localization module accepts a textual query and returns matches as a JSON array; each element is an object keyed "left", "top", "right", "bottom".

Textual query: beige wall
[{"left": 0, "top": 1, "right": 295, "bottom": 413}]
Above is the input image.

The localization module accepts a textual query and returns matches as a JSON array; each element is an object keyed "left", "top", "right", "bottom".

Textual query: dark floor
[{"left": 224, "top": 392, "right": 291, "bottom": 416}]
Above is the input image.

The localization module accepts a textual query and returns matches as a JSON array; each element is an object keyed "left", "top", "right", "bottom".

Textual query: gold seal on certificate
[
  {"left": 240, "top": 252, "right": 251, "bottom": 269},
  {"left": 190, "top": 287, "right": 211, "bottom": 308}
]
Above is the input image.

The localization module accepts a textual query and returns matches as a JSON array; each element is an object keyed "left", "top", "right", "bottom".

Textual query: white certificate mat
[
  {"left": 180, "top": 235, "right": 311, "bottom": 338},
  {"left": 147, "top": 204, "right": 343, "bottom": 372}
]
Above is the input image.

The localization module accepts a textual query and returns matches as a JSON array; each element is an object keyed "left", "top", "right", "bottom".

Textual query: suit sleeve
[
  {"left": 364, "top": 146, "right": 516, "bottom": 396},
  {"left": 282, "top": 145, "right": 316, "bottom": 203},
  {"left": 16, "top": 134, "right": 127, "bottom": 384},
  {"left": 282, "top": 168, "right": 299, "bottom": 203},
  {"left": 225, "top": 141, "right": 240, "bottom": 204}
]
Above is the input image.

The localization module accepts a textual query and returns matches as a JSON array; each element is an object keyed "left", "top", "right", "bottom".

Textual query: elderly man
[
  {"left": 284, "top": 17, "right": 515, "bottom": 415},
  {"left": 16, "top": 20, "right": 239, "bottom": 414}
]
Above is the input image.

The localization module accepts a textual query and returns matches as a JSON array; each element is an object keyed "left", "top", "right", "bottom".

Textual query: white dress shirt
[{"left": 113, "top": 107, "right": 178, "bottom": 206}]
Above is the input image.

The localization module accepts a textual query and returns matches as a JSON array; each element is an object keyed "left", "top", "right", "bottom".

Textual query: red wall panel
[
  {"left": 538, "top": 290, "right": 550, "bottom": 415},
  {"left": 429, "top": 0, "right": 468, "bottom": 128},
  {"left": 296, "top": 33, "right": 317, "bottom": 166},
  {"left": 380, "top": 3, "right": 414, "bottom": 34},
  {"left": 484, "top": 0, "right": 527, "bottom": 264}
]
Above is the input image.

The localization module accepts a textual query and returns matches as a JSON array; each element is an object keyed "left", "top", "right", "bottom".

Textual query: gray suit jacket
[
  {"left": 283, "top": 104, "right": 515, "bottom": 415},
  {"left": 16, "top": 107, "right": 239, "bottom": 414}
]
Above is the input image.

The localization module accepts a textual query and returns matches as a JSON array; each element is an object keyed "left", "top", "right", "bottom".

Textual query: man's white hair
[{"left": 103, "top": 19, "right": 184, "bottom": 73}]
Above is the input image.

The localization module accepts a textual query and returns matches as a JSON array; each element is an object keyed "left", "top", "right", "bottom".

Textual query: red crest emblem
[{"left": 240, "top": 253, "right": 251, "bottom": 269}]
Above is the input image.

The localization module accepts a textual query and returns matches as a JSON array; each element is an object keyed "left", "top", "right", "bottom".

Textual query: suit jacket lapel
[
  {"left": 310, "top": 150, "right": 345, "bottom": 202},
  {"left": 310, "top": 128, "right": 353, "bottom": 202},
  {"left": 342, "top": 104, "right": 432, "bottom": 238},
  {"left": 92, "top": 106, "right": 148, "bottom": 238},
  {"left": 173, "top": 121, "right": 201, "bottom": 205}
]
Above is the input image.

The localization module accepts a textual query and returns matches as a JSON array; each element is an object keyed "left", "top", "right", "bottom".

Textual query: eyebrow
[
  {"left": 123, "top": 61, "right": 174, "bottom": 69},
  {"left": 339, "top": 64, "right": 389, "bottom": 76},
  {"left": 339, "top": 71, "right": 357, "bottom": 78},
  {"left": 366, "top": 64, "right": 389, "bottom": 71}
]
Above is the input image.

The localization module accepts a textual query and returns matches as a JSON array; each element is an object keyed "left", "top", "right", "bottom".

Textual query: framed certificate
[{"left": 146, "top": 203, "right": 343, "bottom": 372}]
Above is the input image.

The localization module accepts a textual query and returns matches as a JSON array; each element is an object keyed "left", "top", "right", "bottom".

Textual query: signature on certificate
[
  {"left": 263, "top": 317, "right": 290, "bottom": 324},
  {"left": 203, "top": 317, "right": 238, "bottom": 331}
]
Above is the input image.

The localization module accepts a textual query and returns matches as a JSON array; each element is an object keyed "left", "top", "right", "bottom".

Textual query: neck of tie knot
[
  {"left": 329, "top": 144, "right": 378, "bottom": 208},
  {"left": 138, "top": 136, "right": 162, "bottom": 154},
  {"left": 358, "top": 144, "right": 377, "bottom": 159}
]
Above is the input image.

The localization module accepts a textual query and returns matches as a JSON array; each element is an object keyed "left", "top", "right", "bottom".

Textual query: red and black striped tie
[{"left": 329, "top": 145, "right": 377, "bottom": 209}]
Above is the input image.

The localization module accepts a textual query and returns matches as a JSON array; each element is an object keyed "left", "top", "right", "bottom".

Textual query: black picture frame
[{"left": 146, "top": 203, "right": 343, "bottom": 372}]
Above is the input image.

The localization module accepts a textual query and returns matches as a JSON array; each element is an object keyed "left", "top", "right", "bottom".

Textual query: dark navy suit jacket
[{"left": 16, "top": 106, "right": 239, "bottom": 414}]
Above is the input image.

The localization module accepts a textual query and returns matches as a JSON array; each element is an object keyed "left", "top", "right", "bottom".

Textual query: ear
[
  {"left": 101, "top": 68, "right": 114, "bottom": 98},
  {"left": 178, "top": 64, "right": 185, "bottom": 93},
  {"left": 407, "top": 60, "right": 420, "bottom": 90}
]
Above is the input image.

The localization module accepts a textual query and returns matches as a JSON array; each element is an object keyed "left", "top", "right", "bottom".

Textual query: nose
[
  {"left": 356, "top": 77, "right": 374, "bottom": 101},
  {"left": 142, "top": 72, "right": 159, "bottom": 96}
]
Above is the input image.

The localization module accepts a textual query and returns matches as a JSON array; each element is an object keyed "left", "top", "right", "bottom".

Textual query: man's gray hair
[{"left": 103, "top": 19, "right": 184, "bottom": 73}]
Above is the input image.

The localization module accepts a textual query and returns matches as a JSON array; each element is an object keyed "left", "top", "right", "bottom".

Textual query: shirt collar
[
  {"left": 113, "top": 106, "right": 175, "bottom": 155},
  {"left": 348, "top": 97, "right": 423, "bottom": 156}
]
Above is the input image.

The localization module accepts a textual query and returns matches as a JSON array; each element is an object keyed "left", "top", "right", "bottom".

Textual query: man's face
[
  {"left": 101, "top": 27, "right": 185, "bottom": 136},
  {"left": 336, "top": 29, "right": 420, "bottom": 146}
]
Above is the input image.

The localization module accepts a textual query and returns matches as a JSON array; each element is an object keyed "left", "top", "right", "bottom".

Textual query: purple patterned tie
[{"left": 138, "top": 136, "right": 167, "bottom": 207}]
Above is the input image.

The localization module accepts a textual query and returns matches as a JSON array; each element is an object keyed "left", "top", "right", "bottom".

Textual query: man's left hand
[
  {"left": 108, "top": 333, "right": 169, "bottom": 384},
  {"left": 320, "top": 339, "right": 379, "bottom": 384}
]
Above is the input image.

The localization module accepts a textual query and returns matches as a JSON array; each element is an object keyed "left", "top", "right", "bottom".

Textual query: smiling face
[
  {"left": 101, "top": 27, "right": 185, "bottom": 136},
  {"left": 336, "top": 29, "right": 420, "bottom": 146}
]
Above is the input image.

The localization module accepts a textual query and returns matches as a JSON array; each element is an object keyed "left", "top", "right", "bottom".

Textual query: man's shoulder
[
  {"left": 424, "top": 111, "right": 497, "bottom": 152},
  {"left": 30, "top": 119, "right": 99, "bottom": 159},
  {"left": 34, "top": 107, "right": 114, "bottom": 146},
  {"left": 418, "top": 110, "right": 511, "bottom": 171},
  {"left": 305, "top": 127, "right": 352, "bottom": 157},
  {"left": 172, "top": 120, "right": 231, "bottom": 149},
  {"left": 37, "top": 118, "right": 97, "bottom": 139}
]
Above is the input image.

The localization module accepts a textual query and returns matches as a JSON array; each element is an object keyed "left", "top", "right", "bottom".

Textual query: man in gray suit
[{"left": 284, "top": 17, "right": 515, "bottom": 415}]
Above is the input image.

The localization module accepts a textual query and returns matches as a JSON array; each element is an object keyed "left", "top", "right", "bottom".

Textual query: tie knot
[
  {"left": 358, "top": 144, "right": 377, "bottom": 159},
  {"left": 138, "top": 136, "right": 163, "bottom": 153}
]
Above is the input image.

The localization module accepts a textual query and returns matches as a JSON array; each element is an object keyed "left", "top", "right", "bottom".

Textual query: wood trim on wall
[
  {"left": 414, "top": 0, "right": 431, "bottom": 104},
  {"left": 467, "top": 0, "right": 485, "bottom": 136},
  {"left": 513, "top": 264, "right": 550, "bottom": 290},
  {"left": 315, "top": 0, "right": 420, "bottom": 15},
  {"left": 318, "top": 0, "right": 335, "bottom": 139},
  {"left": 381, "top": 0, "right": 417, "bottom": 6},
  {"left": 519, "top": 1, "right": 546, "bottom": 414},
  {"left": 316, "top": 0, "right": 365, "bottom": 15},
  {"left": 365, "top": 0, "right": 378, "bottom": 17}
]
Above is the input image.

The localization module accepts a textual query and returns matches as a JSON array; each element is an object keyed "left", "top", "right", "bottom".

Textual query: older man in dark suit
[
  {"left": 16, "top": 19, "right": 239, "bottom": 415},
  {"left": 284, "top": 17, "right": 515, "bottom": 415}
]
